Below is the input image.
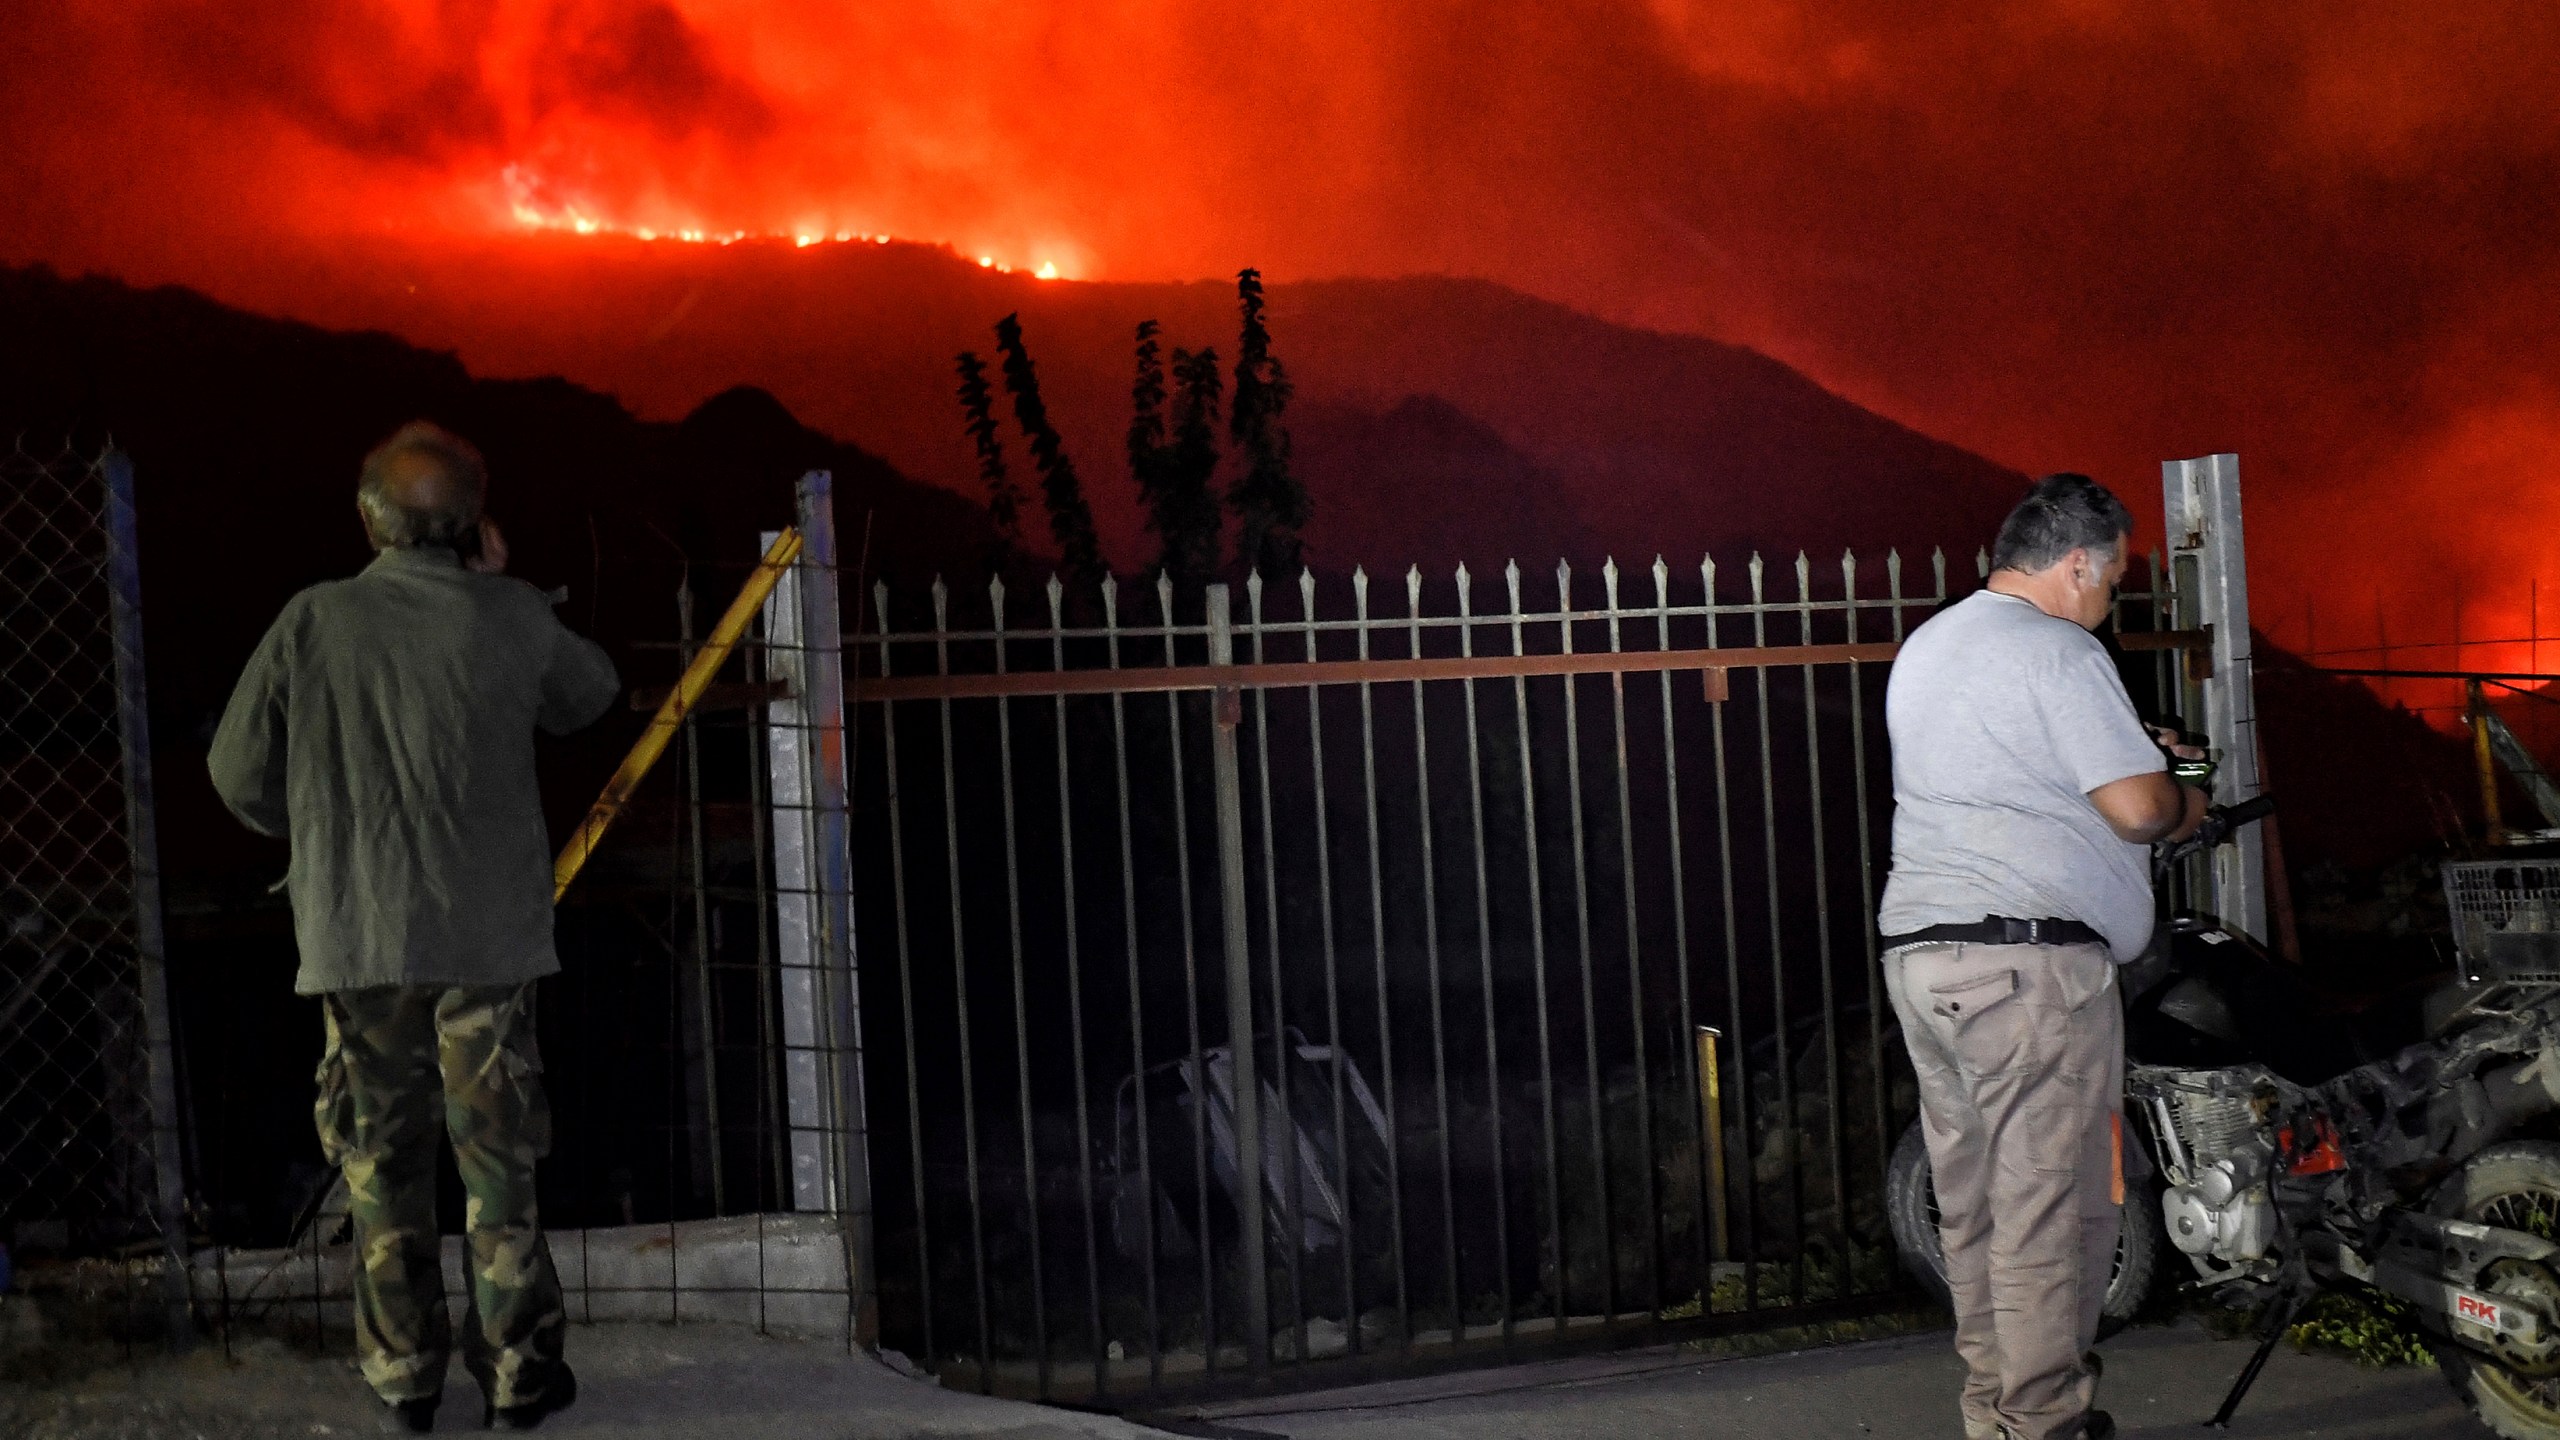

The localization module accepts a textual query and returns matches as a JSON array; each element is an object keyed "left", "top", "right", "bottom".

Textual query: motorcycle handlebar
[
  {"left": 2158, "top": 793, "right": 2275, "bottom": 866},
  {"left": 2220, "top": 794, "right": 2277, "bottom": 829}
]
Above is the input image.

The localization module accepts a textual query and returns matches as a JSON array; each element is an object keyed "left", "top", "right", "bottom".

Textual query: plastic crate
[{"left": 2442, "top": 860, "right": 2560, "bottom": 984}]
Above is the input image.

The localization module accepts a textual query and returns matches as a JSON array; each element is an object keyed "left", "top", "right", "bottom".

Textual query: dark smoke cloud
[{"left": 4, "top": 0, "right": 2557, "bottom": 653}]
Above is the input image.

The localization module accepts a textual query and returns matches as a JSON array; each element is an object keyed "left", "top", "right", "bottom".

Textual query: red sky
[{"left": 6, "top": 0, "right": 2559, "bottom": 668}]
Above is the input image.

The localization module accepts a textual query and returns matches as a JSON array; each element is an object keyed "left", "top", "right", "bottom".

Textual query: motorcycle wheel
[
  {"left": 2432, "top": 1141, "right": 2560, "bottom": 1439},
  {"left": 1884, "top": 1119, "right": 2161, "bottom": 1339}
]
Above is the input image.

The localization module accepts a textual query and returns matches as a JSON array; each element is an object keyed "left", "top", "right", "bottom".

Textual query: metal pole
[
  {"left": 677, "top": 578, "right": 726, "bottom": 1215},
  {"left": 2470, "top": 680, "right": 2508, "bottom": 843},
  {"left": 1207, "top": 585, "right": 1272, "bottom": 1373},
  {"left": 100, "top": 451, "right": 192, "bottom": 1341},
  {"left": 1694, "top": 1027, "right": 1729, "bottom": 1259},
  {"left": 2163, "top": 454, "right": 2266, "bottom": 941},
  {"left": 762, "top": 534, "right": 833, "bottom": 1215},
  {"left": 794, "top": 472, "right": 877, "bottom": 1347}
]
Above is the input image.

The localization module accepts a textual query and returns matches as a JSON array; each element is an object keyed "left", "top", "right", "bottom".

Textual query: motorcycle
[{"left": 1885, "top": 797, "right": 2560, "bottom": 1436}]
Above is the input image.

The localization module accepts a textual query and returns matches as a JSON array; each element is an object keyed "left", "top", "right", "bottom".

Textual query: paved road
[
  {"left": 0, "top": 1322, "right": 1162, "bottom": 1440},
  {"left": 0, "top": 1315, "right": 2494, "bottom": 1439},
  {"left": 1185, "top": 1320, "right": 2482, "bottom": 1439}
]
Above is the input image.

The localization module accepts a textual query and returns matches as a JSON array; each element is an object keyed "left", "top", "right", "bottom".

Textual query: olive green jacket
[{"left": 208, "top": 546, "right": 620, "bottom": 994}]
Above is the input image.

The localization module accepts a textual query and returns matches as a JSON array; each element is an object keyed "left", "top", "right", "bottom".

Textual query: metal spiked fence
[{"left": 0, "top": 446, "right": 187, "bottom": 1254}]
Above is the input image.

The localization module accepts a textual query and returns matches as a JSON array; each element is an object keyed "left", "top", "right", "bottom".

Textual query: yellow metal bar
[
  {"left": 1696, "top": 1025, "right": 1730, "bottom": 1262},
  {"left": 2471, "top": 678, "right": 2508, "bottom": 843},
  {"left": 553, "top": 528, "right": 805, "bottom": 901}
]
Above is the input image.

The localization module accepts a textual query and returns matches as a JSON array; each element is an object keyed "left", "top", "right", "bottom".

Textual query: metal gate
[{"left": 841, "top": 538, "right": 2205, "bottom": 1402}]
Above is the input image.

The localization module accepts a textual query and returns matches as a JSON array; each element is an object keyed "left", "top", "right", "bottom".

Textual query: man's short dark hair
[
  {"left": 1990, "top": 473, "right": 2134, "bottom": 573},
  {"left": 357, "top": 421, "right": 486, "bottom": 549}
]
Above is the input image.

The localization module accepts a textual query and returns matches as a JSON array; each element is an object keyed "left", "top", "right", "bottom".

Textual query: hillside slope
[
  {"left": 184, "top": 235, "right": 2029, "bottom": 575},
  {"left": 0, "top": 263, "right": 998, "bottom": 892}
]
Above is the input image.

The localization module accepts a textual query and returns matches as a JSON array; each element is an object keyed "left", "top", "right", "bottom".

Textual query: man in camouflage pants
[{"left": 211, "top": 422, "right": 619, "bottom": 1432}]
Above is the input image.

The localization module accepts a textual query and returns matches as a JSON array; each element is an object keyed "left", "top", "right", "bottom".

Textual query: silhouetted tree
[
  {"left": 1129, "top": 320, "right": 1220, "bottom": 588},
  {"left": 1227, "top": 268, "right": 1310, "bottom": 577},
  {"left": 1127, "top": 319, "right": 1171, "bottom": 549},
  {"left": 1160, "top": 345, "right": 1225, "bottom": 587},
  {"left": 954, "top": 349, "right": 1023, "bottom": 574},
  {"left": 992, "top": 312, "right": 1103, "bottom": 590}
]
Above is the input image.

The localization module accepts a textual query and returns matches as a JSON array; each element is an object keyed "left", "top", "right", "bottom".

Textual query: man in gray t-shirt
[{"left": 1878, "top": 475, "right": 2205, "bottom": 1440}]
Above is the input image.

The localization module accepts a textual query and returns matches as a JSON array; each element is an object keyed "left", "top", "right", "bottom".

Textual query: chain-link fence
[{"left": 0, "top": 446, "right": 186, "bottom": 1253}]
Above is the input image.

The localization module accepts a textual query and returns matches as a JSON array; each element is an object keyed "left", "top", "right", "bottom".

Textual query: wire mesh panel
[
  {"left": 2442, "top": 860, "right": 2560, "bottom": 984},
  {"left": 0, "top": 446, "right": 184, "bottom": 1248}
]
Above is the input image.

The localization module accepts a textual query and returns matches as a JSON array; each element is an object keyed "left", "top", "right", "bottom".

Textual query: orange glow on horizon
[{"left": 496, "top": 164, "right": 1069, "bottom": 277}]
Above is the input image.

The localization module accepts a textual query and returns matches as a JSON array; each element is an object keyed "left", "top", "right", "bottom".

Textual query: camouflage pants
[{"left": 316, "top": 984, "right": 566, "bottom": 1407}]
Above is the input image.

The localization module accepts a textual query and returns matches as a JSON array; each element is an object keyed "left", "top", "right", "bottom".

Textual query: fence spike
[
  {"left": 1931, "top": 547, "right": 1947, "bottom": 598},
  {"left": 931, "top": 575, "right": 950, "bottom": 627},
  {"left": 1299, "top": 565, "right": 1317, "bottom": 618},
  {"left": 1976, "top": 546, "right": 1991, "bottom": 580},
  {"left": 1651, "top": 555, "right": 1669, "bottom": 603},
  {"left": 1155, "top": 569, "right": 1175, "bottom": 624},
  {"left": 1556, "top": 557, "right": 1573, "bottom": 599},
  {"left": 1248, "top": 568, "right": 1266, "bottom": 623},
  {"left": 873, "top": 578, "right": 891, "bottom": 635},
  {"left": 990, "top": 574, "right": 1009, "bottom": 630},
  {"left": 1354, "top": 565, "right": 1371, "bottom": 617},
  {"left": 1408, "top": 564, "right": 1425, "bottom": 613},
  {"left": 1887, "top": 549, "right": 1902, "bottom": 591},
  {"left": 1604, "top": 557, "right": 1621, "bottom": 610},
  {"left": 1102, "top": 573, "right": 1120, "bottom": 628},
  {"left": 1045, "top": 572, "right": 1065, "bottom": 626},
  {"left": 1794, "top": 551, "right": 1811, "bottom": 598},
  {"left": 1504, "top": 560, "right": 1524, "bottom": 611}
]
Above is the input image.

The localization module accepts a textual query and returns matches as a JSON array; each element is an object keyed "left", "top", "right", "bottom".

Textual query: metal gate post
[
  {"left": 763, "top": 474, "right": 877, "bottom": 1344},
  {"left": 762, "top": 534, "right": 834, "bottom": 1215},
  {"left": 1206, "top": 584, "right": 1272, "bottom": 1373},
  {"left": 802, "top": 473, "right": 878, "bottom": 1345},
  {"left": 100, "top": 451, "right": 192, "bottom": 1336},
  {"left": 2161, "top": 454, "right": 2267, "bottom": 942}
]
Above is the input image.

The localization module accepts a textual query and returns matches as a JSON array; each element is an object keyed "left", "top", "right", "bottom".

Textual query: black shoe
[
  {"left": 487, "top": 1364, "right": 577, "bottom": 1432},
  {"left": 379, "top": 1394, "right": 438, "bottom": 1433}
]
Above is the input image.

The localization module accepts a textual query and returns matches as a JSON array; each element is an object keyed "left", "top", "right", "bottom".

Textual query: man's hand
[
  {"left": 465, "top": 516, "right": 508, "bottom": 575},
  {"left": 2149, "top": 723, "right": 2217, "bottom": 787},
  {"left": 2147, "top": 723, "right": 2204, "bottom": 760}
]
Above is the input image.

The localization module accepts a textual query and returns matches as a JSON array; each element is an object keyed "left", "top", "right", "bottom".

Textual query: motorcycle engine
[{"left": 2152, "top": 1077, "right": 2279, "bottom": 1269}]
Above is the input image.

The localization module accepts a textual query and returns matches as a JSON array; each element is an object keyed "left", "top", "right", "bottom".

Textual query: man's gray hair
[
  {"left": 1990, "top": 473, "right": 2134, "bottom": 573},
  {"left": 357, "top": 421, "right": 487, "bottom": 549}
]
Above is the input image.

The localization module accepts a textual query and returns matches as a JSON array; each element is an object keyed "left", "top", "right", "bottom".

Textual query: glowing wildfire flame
[{"left": 497, "top": 165, "right": 1068, "bottom": 278}]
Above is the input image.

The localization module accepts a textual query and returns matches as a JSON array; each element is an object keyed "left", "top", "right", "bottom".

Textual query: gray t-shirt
[{"left": 1876, "top": 589, "right": 2166, "bottom": 962}]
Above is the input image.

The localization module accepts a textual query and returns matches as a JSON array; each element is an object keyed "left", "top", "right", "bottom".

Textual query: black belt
[{"left": 1881, "top": 916, "right": 2103, "bottom": 950}]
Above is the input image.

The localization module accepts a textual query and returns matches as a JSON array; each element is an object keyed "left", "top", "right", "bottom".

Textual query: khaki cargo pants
[
  {"left": 1885, "top": 941, "right": 2122, "bottom": 1440},
  {"left": 316, "top": 984, "right": 566, "bottom": 1408}
]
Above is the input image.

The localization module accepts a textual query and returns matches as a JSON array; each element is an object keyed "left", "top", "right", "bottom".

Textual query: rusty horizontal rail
[
  {"left": 852, "top": 640, "right": 1901, "bottom": 703},
  {"left": 849, "top": 629, "right": 2212, "bottom": 703}
]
